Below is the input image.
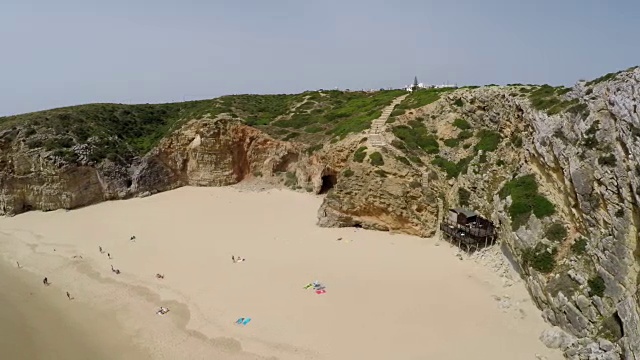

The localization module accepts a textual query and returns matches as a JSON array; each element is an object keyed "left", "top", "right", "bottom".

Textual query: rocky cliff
[{"left": 1, "top": 67, "right": 639, "bottom": 359}]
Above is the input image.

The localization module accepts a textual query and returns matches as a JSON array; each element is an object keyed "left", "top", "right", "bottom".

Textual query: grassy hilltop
[{"left": 0, "top": 89, "right": 410, "bottom": 164}]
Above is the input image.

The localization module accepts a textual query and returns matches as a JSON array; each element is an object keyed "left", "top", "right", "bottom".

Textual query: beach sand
[
  {"left": 0, "top": 262, "right": 149, "bottom": 360},
  {"left": 0, "top": 186, "right": 563, "bottom": 360}
]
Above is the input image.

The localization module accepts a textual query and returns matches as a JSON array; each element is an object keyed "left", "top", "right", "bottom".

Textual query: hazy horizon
[{"left": 1, "top": 0, "right": 639, "bottom": 116}]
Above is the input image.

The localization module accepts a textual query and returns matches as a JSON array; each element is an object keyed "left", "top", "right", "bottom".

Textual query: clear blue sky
[{"left": 1, "top": 0, "right": 638, "bottom": 116}]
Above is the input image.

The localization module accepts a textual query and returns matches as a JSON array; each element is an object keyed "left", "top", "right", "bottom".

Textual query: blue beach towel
[{"left": 242, "top": 318, "right": 252, "bottom": 325}]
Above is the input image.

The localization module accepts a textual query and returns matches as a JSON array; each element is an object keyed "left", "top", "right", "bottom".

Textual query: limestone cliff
[
  {"left": 1, "top": 68, "right": 639, "bottom": 359},
  {"left": 0, "top": 118, "right": 310, "bottom": 213},
  {"left": 317, "top": 67, "right": 639, "bottom": 360}
]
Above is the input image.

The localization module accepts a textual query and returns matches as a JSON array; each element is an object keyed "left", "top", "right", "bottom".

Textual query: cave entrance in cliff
[{"left": 319, "top": 174, "right": 337, "bottom": 194}]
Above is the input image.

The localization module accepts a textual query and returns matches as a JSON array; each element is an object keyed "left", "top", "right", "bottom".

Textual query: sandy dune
[{"left": 0, "top": 186, "right": 562, "bottom": 360}]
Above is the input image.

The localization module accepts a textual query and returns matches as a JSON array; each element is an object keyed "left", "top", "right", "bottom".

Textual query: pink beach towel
[{"left": 315, "top": 289, "right": 326, "bottom": 294}]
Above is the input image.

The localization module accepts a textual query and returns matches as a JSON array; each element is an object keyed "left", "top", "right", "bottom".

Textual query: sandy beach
[{"left": 0, "top": 186, "right": 563, "bottom": 360}]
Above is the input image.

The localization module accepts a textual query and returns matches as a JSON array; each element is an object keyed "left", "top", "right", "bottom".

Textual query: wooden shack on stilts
[{"left": 439, "top": 208, "right": 497, "bottom": 252}]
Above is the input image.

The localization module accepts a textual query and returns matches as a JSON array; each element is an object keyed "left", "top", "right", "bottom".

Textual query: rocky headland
[{"left": 1, "top": 67, "right": 639, "bottom": 359}]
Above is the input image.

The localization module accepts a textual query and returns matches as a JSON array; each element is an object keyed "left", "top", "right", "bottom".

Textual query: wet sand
[
  {"left": 0, "top": 262, "right": 149, "bottom": 360},
  {"left": 0, "top": 186, "right": 563, "bottom": 360}
]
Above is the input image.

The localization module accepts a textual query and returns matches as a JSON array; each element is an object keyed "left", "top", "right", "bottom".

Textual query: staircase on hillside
[
  {"left": 367, "top": 94, "right": 408, "bottom": 148},
  {"left": 421, "top": 171, "right": 429, "bottom": 188}
]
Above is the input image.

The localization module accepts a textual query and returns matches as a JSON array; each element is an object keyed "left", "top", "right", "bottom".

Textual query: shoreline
[
  {"left": 0, "top": 185, "right": 563, "bottom": 360},
  {"left": 0, "top": 261, "right": 149, "bottom": 360}
]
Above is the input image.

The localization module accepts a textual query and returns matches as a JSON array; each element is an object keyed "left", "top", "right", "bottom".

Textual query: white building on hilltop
[
  {"left": 403, "top": 76, "right": 458, "bottom": 91},
  {"left": 404, "top": 76, "right": 429, "bottom": 92}
]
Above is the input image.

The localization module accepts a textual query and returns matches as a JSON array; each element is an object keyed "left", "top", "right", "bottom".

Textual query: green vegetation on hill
[
  {"left": 1, "top": 89, "right": 407, "bottom": 164},
  {"left": 584, "top": 66, "right": 638, "bottom": 86},
  {"left": 453, "top": 118, "right": 471, "bottom": 130},
  {"left": 500, "top": 174, "right": 556, "bottom": 230},
  {"left": 545, "top": 222, "right": 567, "bottom": 242},
  {"left": 588, "top": 275, "right": 606, "bottom": 297},
  {"left": 12, "top": 103, "right": 189, "bottom": 163},
  {"left": 528, "top": 85, "right": 589, "bottom": 117},
  {"left": 431, "top": 155, "right": 473, "bottom": 179},
  {"left": 270, "top": 90, "right": 405, "bottom": 140},
  {"left": 391, "top": 121, "right": 439, "bottom": 154},
  {"left": 396, "top": 88, "right": 457, "bottom": 111},
  {"left": 458, "top": 187, "right": 471, "bottom": 207},
  {"left": 369, "top": 152, "right": 384, "bottom": 166},
  {"left": 457, "top": 130, "right": 473, "bottom": 140},
  {"left": 571, "top": 237, "right": 588, "bottom": 255},
  {"left": 474, "top": 129, "right": 502, "bottom": 152},
  {"left": 353, "top": 146, "right": 367, "bottom": 163},
  {"left": 522, "top": 243, "right": 557, "bottom": 273}
]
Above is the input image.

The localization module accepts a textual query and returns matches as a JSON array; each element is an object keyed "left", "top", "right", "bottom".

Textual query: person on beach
[
  {"left": 99, "top": 246, "right": 103, "bottom": 253},
  {"left": 232, "top": 255, "right": 235, "bottom": 263},
  {"left": 156, "top": 273, "right": 164, "bottom": 279},
  {"left": 43, "top": 277, "right": 49, "bottom": 286},
  {"left": 130, "top": 236, "right": 136, "bottom": 242},
  {"left": 66, "top": 291, "right": 72, "bottom": 300},
  {"left": 107, "top": 253, "right": 112, "bottom": 259},
  {"left": 16, "top": 261, "right": 20, "bottom": 268}
]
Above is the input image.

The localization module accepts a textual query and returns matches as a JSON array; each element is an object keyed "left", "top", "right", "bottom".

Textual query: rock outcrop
[{"left": 0, "top": 118, "right": 307, "bottom": 214}]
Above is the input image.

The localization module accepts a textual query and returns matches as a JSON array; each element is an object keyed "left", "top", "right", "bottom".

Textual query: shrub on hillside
[
  {"left": 500, "top": 175, "right": 555, "bottom": 230},
  {"left": 510, "top": 134, "right": 523, "bottom": 148},
  {"left": 453, "top": 118, "right": 471, "bottom": 130},
  {"left": 588, "top": 275, "right": 606, "bottom": 297},
  {"left": 545, "top": 222, "right": 568, "bottom": 242},
  {"left": 458, "top": 187, "right": 471, "bottom": 207},
  {"left": 583, "top": 120, "right": 600, "bottom": 149},
  {"left": 598, "top": 154, "right": 616, "bottom": 167},
  {"left": 392, "top": 124, "right": 439, "bottom": 154},
  {"left": 475, "top": 129, "right": 501, "bottom": 152},
  {"left": 374, "top": 169, "right": 387, "bottom": 177},
  {"left": 395, "top": 156, "right": 410, "bottom": 165},
  {"left": 353, "top": 146, "right": 367, "bottom": 163},
  {"left": 571, "top": 237, "right": 588, "bottom": 255},
  {"left": 457, "top": 130, "right": 473, "bottom": 140},
  {"left": 522, "top": 244, "right": 557, "bottom": 274},
  {"left": 431, "top": 155, "right": 473, "bottom": 179},
  {"left": 369, "top": 152, "right": 384, "bottom": 166},
  {"left": 444, "top": 138, "right": 460, "bottom": 147}
]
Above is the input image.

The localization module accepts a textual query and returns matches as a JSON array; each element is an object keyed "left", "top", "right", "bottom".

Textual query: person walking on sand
[
  {"left": 43, "top": 277, "right": 49, "bottom": 286},
  {"left": 107, "top": 253, "right": 111, "bottom": 259},
  {"left": 232, "top": 255, "right": 235, "bottom": 263},
  {"left": 66, "top": 291, "right": 72, "bottom": 300},
  {"left": 99, "top": 246, "right": 103, "bottom": 253}
]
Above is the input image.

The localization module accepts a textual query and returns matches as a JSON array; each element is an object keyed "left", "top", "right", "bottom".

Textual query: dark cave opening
[
  {"left": 125, "top": 179, "right": 133, "bottom": 188},
  {"left": 319, "top": 174, "right": 337, "bottom": 194},
  {"left": 613, "top": 311, "right": 625, "bottom": 338},
  {"left": 600, "top": 311, "right": 625, "bottom": 342},
  {"left": 353, "top": 223, "right": 363, "bottom": 228}
]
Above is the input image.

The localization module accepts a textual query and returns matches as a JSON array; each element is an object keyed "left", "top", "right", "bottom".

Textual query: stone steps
[{"left": 367, "top": 94, "right": 408, "bottom": 148}]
